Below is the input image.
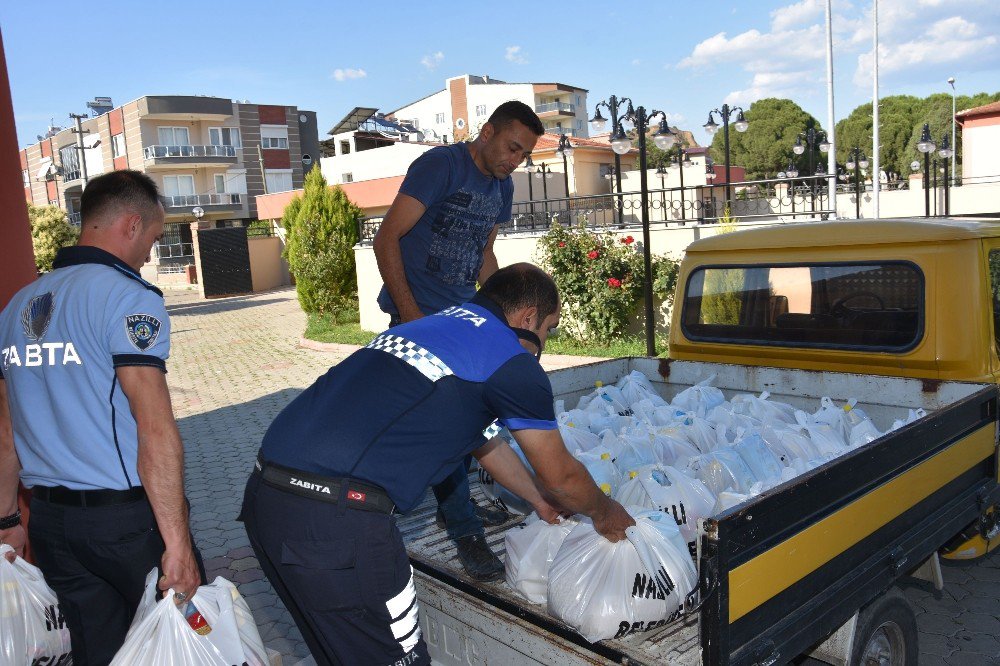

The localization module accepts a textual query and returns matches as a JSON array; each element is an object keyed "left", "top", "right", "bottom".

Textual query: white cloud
[
  {"left": 631, "top": 58, "right": 642, "bottom": 66},
  {"left": 421, "top": 51, "right": 444, "bottom": 70},
  {"left": 677, "top": 25, "right": 825, "bottom": 72},
  {"left": 853, "top": 15, "right": 998, "bottom": 86},
  {"left": 664, "top": 112, "right": 686, "bottom": 125},
  {"left": 770, "top": 0, "right": 823, "bottom": 32},
  {"left": 332, "top": 68, "right": 366, "bottom": 82},
  {"left": 505, "top": 45, "right": 528, "bottom": 65},
  {"left": 724, "top": 71, "right": 814, "bottom": 106}
]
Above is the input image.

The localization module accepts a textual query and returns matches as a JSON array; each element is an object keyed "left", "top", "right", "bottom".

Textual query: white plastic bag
[
  {"left": 0, "top": 544, "right": 73, "bottom": 665},
  {"left": 730, "top": 391, "right": 797, "bottom": 425},
  {"left": 558, "top": 422, "right": 602, "bottom": 454},
  {"left": 795, "top": 410, "right": 848, "bottom": 457},
  {"left": 577, "top": 451, "right": 622, "bottom": 496},
  {"left": 617, "top": 371, "right": 667, "bottom": 408},
  {"left": 888, "top": 408, "right": 927, "bottom": 432},
  {"left": 504, "top": 514, "right": 578, "bottom": 604},
  {"left": 670, "top": 376, "right": 726, "bottom": 418},
  {"left": 733, "top": 433, "right": 784, "bottom": 487},
  {"left": 112, "top": 570, "right": 267, "bottom": 666},
  {"left": 614, "top": 465, "right": 715, "bottom": 548},
  {"left": 688, "top": 449, "right": 759, "bottom": 495},
  {"left": 844, "top": 402, "right": 882, "bottom": 447},
  {"left": 547, "top": 510, "right": 697, "bottom": 643}
]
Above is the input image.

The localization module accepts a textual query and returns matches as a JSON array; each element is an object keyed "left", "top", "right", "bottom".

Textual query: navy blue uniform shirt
[{"left": 261, "top": 293, "right": 556, "bottom": 512}]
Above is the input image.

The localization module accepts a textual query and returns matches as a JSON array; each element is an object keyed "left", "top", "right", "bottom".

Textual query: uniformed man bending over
[
  {"left": 241, "top": 262, "right": 635, "bottom": 665},
  {"left": 0, "top": 170, "right": 203, "bottom": 665}
]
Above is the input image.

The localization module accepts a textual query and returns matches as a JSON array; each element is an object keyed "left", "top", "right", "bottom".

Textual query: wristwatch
[{"left": 0, "top": 510, "right": 21, "bottom": 530}]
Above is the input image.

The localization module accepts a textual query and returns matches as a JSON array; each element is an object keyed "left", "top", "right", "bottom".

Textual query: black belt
[
  {"left": 255, "top": 454, "right": 398, "bottom": 515},
  {"left": 32, "top": 485, "right": 147, "bottom": 508}
]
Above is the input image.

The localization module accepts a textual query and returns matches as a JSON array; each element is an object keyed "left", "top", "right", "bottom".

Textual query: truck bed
[{"left": 402, "top": 358, "right": 997, "bottom": 665}]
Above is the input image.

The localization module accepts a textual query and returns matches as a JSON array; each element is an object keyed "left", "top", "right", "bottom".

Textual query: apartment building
[
  {"left": 19, "top": 95, "right": 319, "bottom": 276},
  {"left": 387, "top": 74, "right": 589, "bottom": 142}
]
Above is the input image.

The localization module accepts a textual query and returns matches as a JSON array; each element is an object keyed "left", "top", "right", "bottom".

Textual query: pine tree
[{"left": 283, "top": 169, "right": 362, "bottom": 314}]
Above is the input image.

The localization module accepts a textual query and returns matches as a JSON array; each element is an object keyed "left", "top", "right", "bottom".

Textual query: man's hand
[
  {"left": 532, "top": 494, "right": 564, "bottom": 524},
  {"left": 0, "top": 524, "right": 26, "bottom": 561},
  {"left": 591, "top": 499, "right": 635, "bottom": 543},
  {"left": 159, "top": 543, "right": 201, "bottom": 604},
  {"left": 399, "top": 309, "right": 425, "bottom": 324}
]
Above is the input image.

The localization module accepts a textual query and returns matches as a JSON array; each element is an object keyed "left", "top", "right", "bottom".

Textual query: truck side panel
[{"left": 702, "top": 387, "right": 999, "bottom": 665}]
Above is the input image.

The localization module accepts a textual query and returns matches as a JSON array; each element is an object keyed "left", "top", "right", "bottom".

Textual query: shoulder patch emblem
[
  {"left": 125, "top": 314, "right": 162, "bottom": 351},
  {"left": 20, "top": 292, "right": 55, "bottom": 342}
]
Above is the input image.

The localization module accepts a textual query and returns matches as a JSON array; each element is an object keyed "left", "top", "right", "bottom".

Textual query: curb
[{"left": 298, "top": 337, "right": 363, "bottom": 355}]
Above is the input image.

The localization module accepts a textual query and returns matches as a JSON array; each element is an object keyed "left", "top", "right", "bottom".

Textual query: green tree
[
  {"left": 283, "top": 169, "right": 362, "bottom": 314},
  {"left": 28, "top": 203, "right": 78, "bottom": 272},
  {"left": 709, "top": 98, "right": 822, "bottom": 180}
]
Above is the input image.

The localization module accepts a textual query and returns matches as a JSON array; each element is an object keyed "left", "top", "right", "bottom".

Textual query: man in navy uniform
[
  {"left": 0, "top": 170, "right": 203, "bottom": 665},
  {"left": 242, "top": 263, "right": 635, "bottom": 665},
  {"left": 374, "top": 100, "right": 546, "bottom": 580}
]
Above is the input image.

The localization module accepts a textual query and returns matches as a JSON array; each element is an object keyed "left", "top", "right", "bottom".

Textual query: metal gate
[{"left": 197, "top": 227, "right": 253, "bottom": 298}]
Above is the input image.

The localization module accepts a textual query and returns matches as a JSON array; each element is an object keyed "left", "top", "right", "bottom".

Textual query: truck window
[
  {"left": 989, "top": 250, "right": 1000, "bottom": 359},
  {"left": 681, "top": 262, "right": 923, "bottom": 351}
]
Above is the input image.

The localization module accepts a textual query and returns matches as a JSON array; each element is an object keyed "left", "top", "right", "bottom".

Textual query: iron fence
[
  {"left": 143, "top": 145, "right": 238, "bottom": 160},
  {"left": 355, "top": 176, "right": 837, "bottom": 243}
]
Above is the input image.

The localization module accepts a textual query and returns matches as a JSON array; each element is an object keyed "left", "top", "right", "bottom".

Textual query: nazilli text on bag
[{"left": 0, "top": 544, "right": 73, "bottom": 665}]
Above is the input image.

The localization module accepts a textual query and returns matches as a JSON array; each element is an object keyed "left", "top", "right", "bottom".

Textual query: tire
[{"left": 849, "top": 587, "right": 918, "bottom": 666}]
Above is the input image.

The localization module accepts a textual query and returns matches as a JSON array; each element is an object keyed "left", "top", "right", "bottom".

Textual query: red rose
[
  {"left": 607, "top": 277, "right": 622, "bottom": 288},
  {"left": 587, "top": 250, "right": 599, "bottom": 260},
  {"left": 558, "top": 241, "right": 566, "bottom": 248},
  {"left": 621, "top": 235, "right": 635, "bottom": 245}
]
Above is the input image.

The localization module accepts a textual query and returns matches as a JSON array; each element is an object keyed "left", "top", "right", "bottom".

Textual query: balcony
[
  {"left": 142, "top": 145, "right": 239, "bottom": 168},
  {"left": 545, "top": 127, "right": 577, "bottom": 137},
  {"left": 161, "top": 193, "right": 243, "bottom": 212},
  {"left": 68, "top": 212, "right": 81, "bottom": 226},
  {"left": 535, "top": 101, "right": 576, "bottom": 118}
]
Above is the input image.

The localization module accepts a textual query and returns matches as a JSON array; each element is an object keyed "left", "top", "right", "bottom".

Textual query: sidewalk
[{"left": 165, "top": 287, "right": 1000, "bottom": 664}]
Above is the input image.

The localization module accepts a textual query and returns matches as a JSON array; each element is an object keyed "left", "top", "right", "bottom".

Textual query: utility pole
[
  {"left": 69, "top": 113, "right": 90, "bottom": 186},
  {"left": 871, "top": 0, "right": 880, "bottom": 219},
  {"left": 258, "top": 145, "right": 269, "bottom": 194},
  {"left": 824, "top": 0, "right": 837, "bottom": 218}
]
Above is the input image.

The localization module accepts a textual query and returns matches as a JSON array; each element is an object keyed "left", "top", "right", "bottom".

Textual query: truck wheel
[{"left": 849, "top": 588, "right": 918, "bottom": 666}]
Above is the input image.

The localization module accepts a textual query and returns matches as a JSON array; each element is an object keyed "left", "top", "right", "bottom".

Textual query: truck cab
[{"left": 669, "top": 218, "right": 1000, "bottom": 557}]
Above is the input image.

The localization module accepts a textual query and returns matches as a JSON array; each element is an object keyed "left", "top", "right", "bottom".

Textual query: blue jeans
[
  {"left": 432, "top": 458, "right": 483, "bottom": 540},
  {"left": 387, "top": 315, "right": 483, "bottom": 541}
]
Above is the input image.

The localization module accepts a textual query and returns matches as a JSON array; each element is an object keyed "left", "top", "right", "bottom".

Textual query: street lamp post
[
  {"left": 916, "top": 123, "right": 937, "bottom": 218},
  {"left": 948, "top": 77, "right": 957, "bottom": 185},
  {"left": 845, "top": 147, "right": 869, "bottom": 220},
  {"left": 523, "top": 156, "right": 535, "bottom": 219},
  {"left": 655, "top": 165, "right": 667, "bottom": 220},
  {"left": 793, "top": 125, "right": 830, "bottom": 210},
  {"left": 778, "top": 161, "right": 800, "bottom": 215},
  {"left": 555, "top": 134, "right": 574, "bottom": 198},
  {"left": 938, "top": 133, "right": 954, "bottom": 216},
  {"left": 589, "top": 96, "right": 627, "bottom": 226},
  {"left": 702, "top": 104, "right": 749, "bottom": 214},
  {"left": 590, "top": 97, "right": 678, "bottom": 356},
  {"left": 535, "top": 162, "right": 553, "bottom": 218},
  {"left": 674, "top": 150, "right": 690, "bottom": 223}
]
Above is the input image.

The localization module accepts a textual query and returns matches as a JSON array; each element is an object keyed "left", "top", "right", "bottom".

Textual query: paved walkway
[{"left": 165, "top": 287, "right": 1000, "bottom": 665}]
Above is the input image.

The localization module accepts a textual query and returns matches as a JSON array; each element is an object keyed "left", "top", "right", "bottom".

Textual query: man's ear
[
  {"left": 123, "top": 214, "right": 143, "bottom": 240},
  {"left": 480, "top": 122, "right": 494, "bottom": 142},
  {"left": 519, "top": 305, "right": 538, "bottom": 329}
]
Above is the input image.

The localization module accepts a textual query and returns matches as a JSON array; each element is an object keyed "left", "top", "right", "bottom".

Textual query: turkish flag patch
[{"left": 347, "top": 490, "right": 366, "bottom": 502}]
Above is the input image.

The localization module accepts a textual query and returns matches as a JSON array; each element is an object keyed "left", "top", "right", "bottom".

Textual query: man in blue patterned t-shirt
[{"left": 374, "top": 101, "right": 544, "bottom": 580}]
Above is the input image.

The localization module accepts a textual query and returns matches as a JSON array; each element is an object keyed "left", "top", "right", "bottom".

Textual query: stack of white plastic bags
[
  {"left": 110, "top": 569, "right": 269, "bottom": 666},
  {"left": 497, "top": 370, "right": 926, "bottom": 642}
]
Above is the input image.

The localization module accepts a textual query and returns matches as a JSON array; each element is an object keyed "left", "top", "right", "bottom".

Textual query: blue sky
[{"left": 4, "top": 0, "right": 999, "bottom": 149}]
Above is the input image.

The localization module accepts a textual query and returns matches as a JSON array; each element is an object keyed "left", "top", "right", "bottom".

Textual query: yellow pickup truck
[
  {"left": 671, "top": 217, "right": 1000, "bottom": 560},
  {"left": 404, "top": 218, "right": 1000, "bottom": 666}
]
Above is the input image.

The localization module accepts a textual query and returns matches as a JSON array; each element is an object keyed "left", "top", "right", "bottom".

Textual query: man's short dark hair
[
  {"left": 487, "top": 101, "right": 545, "bottom": 136},
  {"left": 80, "top": 170, "right": 162, "bottom": 226},
  {"left": 480, "top": 263, "right": 559, "bottom": 322}
]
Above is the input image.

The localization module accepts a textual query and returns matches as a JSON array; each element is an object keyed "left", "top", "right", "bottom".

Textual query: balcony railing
[
  {"left": 162, "top": 193, "right": 243, "bottom": 208},
  {"left": 536, "top": 101, "right": 576, "bottom": 114},
  {"left": 545, "top": 127, "right": 577, "bottom": 137},
  {"left": 143, "top": 145, "right": 237, "bottom": 160},
  {"left": 62, "top": 169, "right": 82, "bottom": 182},
  {"left": 67, "top": 212, "right": 81, "bottom": 226}
]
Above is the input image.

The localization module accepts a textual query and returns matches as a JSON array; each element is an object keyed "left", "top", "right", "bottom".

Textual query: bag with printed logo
[
  {"left": 0, "top": 544, "right": 73, "bottom": 665},
  {"left": 546, "top": 509, "right": 698, "bottom": 643},
  {"left": 111, "top": 569, "right": 268, "bottom": 666}
]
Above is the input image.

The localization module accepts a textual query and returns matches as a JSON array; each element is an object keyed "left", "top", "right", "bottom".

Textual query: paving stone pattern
[{"left": 164, "top": 287, "right": 1000, "bottom": 664}]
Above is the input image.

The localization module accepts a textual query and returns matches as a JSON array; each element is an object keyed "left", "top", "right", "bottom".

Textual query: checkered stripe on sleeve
[
  {"left": 366, "top": 334, "right": 454, "bottom": 382},
  {"left": 482, "top": 420, "right": 501, "bottom": 440}
]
